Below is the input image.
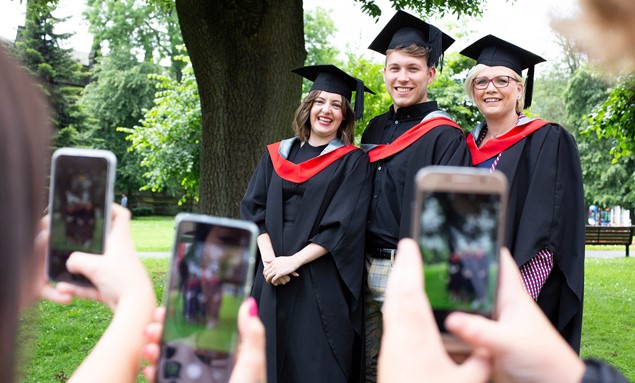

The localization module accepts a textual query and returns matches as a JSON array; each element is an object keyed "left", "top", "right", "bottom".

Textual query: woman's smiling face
[
  {"left": 309, "top": 90, "right": 344, "bottom": 143},
  {"left": 473, "top": 66, "right": 523, "bottom": 120}
]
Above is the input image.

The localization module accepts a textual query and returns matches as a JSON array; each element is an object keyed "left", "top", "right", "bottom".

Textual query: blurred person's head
[
  {"left": 0, "top": 46, "right": 51, "bottom": 381},
  {"left": 555, "top": 0, "right": 635, "bottom": 73}
]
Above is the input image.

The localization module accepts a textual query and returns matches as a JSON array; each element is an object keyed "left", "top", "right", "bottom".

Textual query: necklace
[
  {"left": 477, "top": 126, "right": 508, "bottom": 147},
  {"left": 487, "top": 115, "right": 522, "bottom": 139},
  {"left": 487, "top": 129, "right": 504, "bottom": 138}
]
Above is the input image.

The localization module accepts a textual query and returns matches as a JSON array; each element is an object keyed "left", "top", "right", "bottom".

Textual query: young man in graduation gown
[
  {"left": 361, "top": 11, "right": 471, "bottom": 382},
  {"left": 241, "top": 65, "right": 373, "bottom": 383},
  {"left": 460, "top": 35, "right": 585, "bottom": 352}
]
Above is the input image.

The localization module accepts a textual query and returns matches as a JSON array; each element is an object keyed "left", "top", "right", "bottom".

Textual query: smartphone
[
  {"left": 412, "top": 166, "right": 507, "bottom": 353},
  {"left": 46, "top": 148, "right": 116, "bottom": 286},
  {"left": 156, "top": 213, "right": 258, "bottom": 383}
]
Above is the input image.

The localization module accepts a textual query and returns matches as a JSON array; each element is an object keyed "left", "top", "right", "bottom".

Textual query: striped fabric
[
  {"left": 489, "top": 152, "right": 502, "bottom": 173},
  {"left": 519, "top": 249, "right": 554, "bottom": 300}
]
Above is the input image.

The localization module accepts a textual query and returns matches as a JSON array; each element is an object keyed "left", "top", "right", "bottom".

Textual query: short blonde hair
[
  {"left": 386, "top": 44, "right": 433, "bottom": 67},
  {"left": 464, "top": 64, "right": 526, "bottom": 113}
]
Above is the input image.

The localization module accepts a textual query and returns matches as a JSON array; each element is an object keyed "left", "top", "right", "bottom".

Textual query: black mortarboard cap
[
  {"left": 368, "top": 10, "right": 455, "bottom": 68},
  {"left": 460, "top": 34, "right": 546, "bottom": 108},
  {"left": 292, "top": 64, "right": 375, "bottom": 120}
]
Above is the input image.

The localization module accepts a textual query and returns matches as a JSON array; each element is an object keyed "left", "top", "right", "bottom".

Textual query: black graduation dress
[
  {"left": 361, "top": 102, "right": 471, "bottom": 248},
  {"left": 467, "top": 117, "right": 585, "bottom": 352},
  {"left": 240, "top": 137, "right": 371, "bottom": 383}
]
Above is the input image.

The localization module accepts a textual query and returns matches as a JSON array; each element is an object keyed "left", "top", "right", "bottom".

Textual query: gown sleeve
[
  {"left": 309, "top": 150, "right": 372, "bottom": 301},
  {"left": 240, "top": 150, "right": 272, "bottom": 234}
]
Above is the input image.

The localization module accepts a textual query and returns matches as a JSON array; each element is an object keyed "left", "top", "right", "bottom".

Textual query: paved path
[
  {"left": 138, "top": 250, "right": 630, "bottom": 259},
  {"left": 139, "top": 252, "right": 170, "bottom": 258},
  {"left": 585, "top": 250, "right": 630, "bottom": 259}
]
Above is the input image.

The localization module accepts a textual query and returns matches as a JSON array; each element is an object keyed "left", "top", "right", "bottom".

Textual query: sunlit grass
[{"left": 130, "top": 215, "right": 176, "bottom": 252}]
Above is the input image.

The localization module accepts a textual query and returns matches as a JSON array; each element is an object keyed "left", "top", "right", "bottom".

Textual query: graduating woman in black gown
[
  {"left": 240, "top": 65, "right": 373, "bottom": 383},
  {"left": 460, "top": 35, "right": 585, "bottom": 353}
]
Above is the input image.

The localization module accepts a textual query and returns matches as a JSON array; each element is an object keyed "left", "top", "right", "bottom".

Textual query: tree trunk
[{"left": 175, "top": 0, "right": 305, "bottom": 217}]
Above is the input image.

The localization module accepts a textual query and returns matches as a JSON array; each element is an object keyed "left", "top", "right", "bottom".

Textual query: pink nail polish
[{"left": 248, "top": 297, "right": 258, "bottom": 317}]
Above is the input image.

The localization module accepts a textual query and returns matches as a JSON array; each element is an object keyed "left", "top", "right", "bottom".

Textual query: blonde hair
[
  {"left": 554, "top": 0, "right": 635, "bottom": 73},
  {"left": 464, "top": 64, "right": 526, "bottom": 113}
]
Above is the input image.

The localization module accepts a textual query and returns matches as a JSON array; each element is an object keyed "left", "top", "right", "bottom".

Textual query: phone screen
[
  {"left": 417, "top": 190, "right": 501, "bottom": 332},
  {"left": 48, "top": 153, "right": 112, "bottom": 285},
  {"left": 158, "top": 218, "right": 255, "bottom": 383}
]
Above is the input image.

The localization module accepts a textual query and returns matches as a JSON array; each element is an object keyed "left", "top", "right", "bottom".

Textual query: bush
[{"left": 131, "top": 207, "right": 154, "bottom": 217}]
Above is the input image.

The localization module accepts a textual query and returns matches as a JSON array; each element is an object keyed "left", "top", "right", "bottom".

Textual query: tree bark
[{"left": 176, "top": 0, "right": 305, "bottom": 217}]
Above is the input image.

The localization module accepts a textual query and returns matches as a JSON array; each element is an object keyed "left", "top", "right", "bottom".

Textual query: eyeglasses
[{"left": 473, "top": 75, "right": 519, "bottom": 90}]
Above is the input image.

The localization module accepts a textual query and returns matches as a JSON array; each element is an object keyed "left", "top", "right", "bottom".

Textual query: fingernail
[{"left": 247, "top": 297, "right": 258, "bottom": 317}]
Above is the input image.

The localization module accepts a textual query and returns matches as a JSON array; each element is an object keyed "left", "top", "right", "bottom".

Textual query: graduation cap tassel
[
  {"left": 355, "top": 79, "right": 365, "bottom": 120},
  {"left": 428, "top": 24, "right": 442, "bottom": 67},
  {"left": 525, "top": 65, "right": 535, "bottom": 109}
]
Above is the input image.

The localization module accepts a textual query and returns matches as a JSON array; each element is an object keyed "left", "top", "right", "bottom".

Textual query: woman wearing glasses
[{"left": 460, "top": 35, "right": 585, "bottom": 353}]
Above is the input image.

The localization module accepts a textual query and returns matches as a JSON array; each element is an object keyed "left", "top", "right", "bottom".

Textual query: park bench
[{"left": 585, "top": 225, "right": 634, "bottom": 257}]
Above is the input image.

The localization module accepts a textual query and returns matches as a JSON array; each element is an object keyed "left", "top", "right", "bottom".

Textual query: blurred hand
[
  {"left": 33, "top": 217, "right": 74, "bottom": 306},
  {"left": 445, "top": 248, "right": 585, "bottom": 383},
  {"left": 378, "top": 238, "right": 492, "bottom": 383},
  {"left": 143, "top": 299, "right": 266, "bottom": 383},
  {"left": 142, "top": 307, "right": 165, "bottom": 383},
  {"left": 229, "top": 297, "right": 266, "bottom": 383},
  {"left": 56, "top": 204, "right": 155, "bottom": 312}
]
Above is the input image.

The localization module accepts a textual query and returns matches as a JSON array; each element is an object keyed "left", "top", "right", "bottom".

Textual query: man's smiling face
[{"left": 383, "top": 51, "right": 436, "bottom": 111}]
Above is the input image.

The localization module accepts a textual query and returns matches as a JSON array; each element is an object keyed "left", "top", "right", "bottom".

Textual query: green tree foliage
[
  {"left": 81, "top": 0, "right": 185, "bottom": 197},
  {"left": 79, "top": 50, "right": 160, "bottom": 194},
  {"left": 84, "top": 0, "right": 184, "bottom": 78},
  {"left": 341, "top": 54, "right": 392, "bottom": 141},
  {"left": 355, "top": 0, "right": 487, "bottom": 18},
  {"left": 13, "top": 0, "right": 87, "bottom": 147},
  {"left": 584, "top": 74, "right": 635, "bottom": 213},
  {"left": 121, "top": 54, "right": 201, "bottom": 204},
  {"left": 531, "top": 66, "right": 570, "bottom": 128},
  {"left": 304, "top": 7, "right": 338, "bottom": 67},
  {"left": 587, "top": 74, "right": 635, "bottom": 160},
  {"left": 563, "top": 67, "right": 635, "bottom": 212},
  {"left": 301, "top": 7, "right": 340, "bottom": 95},
  {"left": 428, "top": 52, "right": 481, "bottom": 131}
]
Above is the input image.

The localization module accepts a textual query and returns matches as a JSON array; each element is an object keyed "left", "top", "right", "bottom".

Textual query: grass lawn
[
  {"left": 581, "top": 257, "right": 634, "bottom": 380},
  {"left": 16, "top": 217, "right": 635, "bottom": 382},
  {"left": 18, "top": 257, "right": 169, "bottom": 383},
  {"left": 130, "top": 215, "right": 176, "bottom": 252}
]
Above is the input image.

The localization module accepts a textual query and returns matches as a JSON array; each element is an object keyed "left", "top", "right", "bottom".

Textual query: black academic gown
[
  {"left": 362, "top": 102, "right": 470, "bottom": 247},
  {"left": 469, "top": 120, "right": 585, "bottom": 352},
  {"left": 240, "top": 138, "right": 371, "bottom": 383}
]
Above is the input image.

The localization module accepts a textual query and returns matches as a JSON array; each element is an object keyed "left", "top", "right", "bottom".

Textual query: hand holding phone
[
  {"left": 156, "top": 214, "right": 257, "bottom": 383},
  {"left": 412, "top": 166, "right": 508, "bottom": 354},
  {"left": 46, "top": 148, "right": 116, "bottom": 287}
]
